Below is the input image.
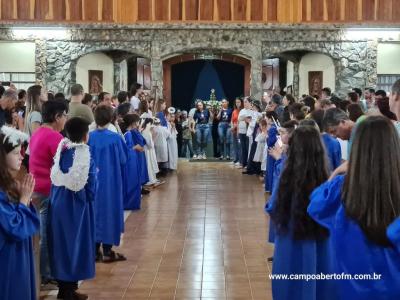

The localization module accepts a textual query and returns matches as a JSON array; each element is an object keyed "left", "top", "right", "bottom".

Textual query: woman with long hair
[
  {"left": 309, "top": 116, "right": 400, "bottom": 299},
  {"left": 0, "top": 126, "right": 39, "bottom": 300},
  {"left": 24, "top": 85, "right": 47, "bottom": 137},
  {"left": 154, "top": 99, "right": 168, "bottom": 127},
  {"left": 267, "top": 126, "right": 336, "bottom": 300},
  {"left": 193, "top": 101, "right": 210, "bottom": 159},
  {"left": 282, "top": 94, "right": 295, "bottom": 123}
]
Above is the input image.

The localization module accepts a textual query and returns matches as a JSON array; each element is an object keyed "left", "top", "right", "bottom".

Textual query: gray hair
[{"left": 322, "top": 107, "right": 349, "bottom": 131}]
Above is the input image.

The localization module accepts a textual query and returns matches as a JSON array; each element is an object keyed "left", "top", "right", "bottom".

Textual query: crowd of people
[
  {"left": 1, "top": 77, "right": 400, "bottom": 300},
  {"left": 0, "top": 82, "right": 179, "bottom": 300}
]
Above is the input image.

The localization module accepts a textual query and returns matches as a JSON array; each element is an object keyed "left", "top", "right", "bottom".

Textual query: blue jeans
[
  {"left": 232, "top": 131, "right": 241, "bottom": 163},
  {"left": 182, "top": 138, "right": 194, "bottom": 158},
  {"left": 33, "top": 192, "right": 52, "bottom": 282},
  {"left": 218, "top": 122, "right": 232, "bottom": 158},
  {"left": 196, "top": 124, "right": 210, "bottom": 155}
]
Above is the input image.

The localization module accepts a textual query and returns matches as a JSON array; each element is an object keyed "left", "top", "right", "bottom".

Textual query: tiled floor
[{"left": 43, "top": 161, "right": 273, "bottom": 300}]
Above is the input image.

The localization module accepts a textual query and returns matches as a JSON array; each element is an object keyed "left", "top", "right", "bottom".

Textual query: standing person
[
  {"left": 244, "top": 101, "right": 263, "bottom": 175},
  {"left": 389, "top": 79, "right": 400, "bottom": 134},
  {"left": 266, "top": 126, "right": 336, "bottom": 300},
  {"left": 268, "top": 94, "right": 285, "bottom": 123},
  {"left": 217, "top": 99, "right": 233, "bottom": 160},
  {"left": 0, "top": 126, "right": 39, "bottom": 300},
  {"left": 153, "top": 118, "right": 170, "bottom": 176},
  {"left": 154, "top": 99, "right": 168, "bottom": 127},
  {"left": 48, "top": 118, "right": 96, "bottom": 300},
  {"left": 0, "top": 89, "right": 18, "bottom": 128},
  {"left": 181, "top": 111, "right": 195, "bottom": 159},
  {"left": 231, "top": 98, "right": 242, "bottom": 167},
  {"left": 67, "top": 84, "right": 94, "bottom": 124},
  {"left": 193, "top": 101, "right": 210, "bottom": 159},
  {"left": 237, "top": 97, "right": 252, "bottom": 168},
  {"left": 308, "top": 116, "right": 400, "bottom": 299},
  {"left": 141, "top": 118, "right": 163, "bottom": 186},
  {"left": 282, "top": 94, "right": 295, "bottom": 123},
  {"left": 123, "top": 114, "right": 150, "bottom": 195},
  {"left": 29, "top": 100, "right": 68, "bottom": 286},
  {"left": 361, "top": 88, "right": 375, "bottom": 111},
  {"left": 24, "top": 85, "right": 48, "bottom": 160},
  {"left": 167, "top": 113, "right": 179, "bottom": 170},
  {"left": 265, "top": 111, "right": 279, "bottom": 193},
  {"left": 130, "top": 83, "right": 142, "bottom": 112},
  {"left": 175, "top": 110, "right": 183, "bottom": 158},
  {"left": 89, "top": 105, "right": 128, "bottom": 262},
  {"left": 139, "top": 99, "right": 153, "bottom": 119},
  {"left": 210, "top": 107, "right": 220, "bottom": 158}
]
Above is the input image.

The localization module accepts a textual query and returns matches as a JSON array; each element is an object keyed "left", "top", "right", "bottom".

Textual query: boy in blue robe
[
  {"left": 309, "top": 116, "right": 400, "bottom": 300},
  {"left": 0, "top": 126, "right": 39, "bottom": 300},
  {"left": 122, "top": 114, "right": 144, "bottom": 210},
  {"left": 48, "top": 118, "right": 96, "bottom": 300},
  {"left": 88, "top": 105, "right": 128, "bottom": 263},
  {"left": 267, "top": 126, "right": 337, "bottom": 300}
]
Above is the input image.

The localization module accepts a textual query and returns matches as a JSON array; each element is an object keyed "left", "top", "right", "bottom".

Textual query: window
[
  {"left": 0, "top": 72, "right": 36, "bottom": 90},
  {"left": 377, "top": 74, "right": 400, "bottom": 92}
]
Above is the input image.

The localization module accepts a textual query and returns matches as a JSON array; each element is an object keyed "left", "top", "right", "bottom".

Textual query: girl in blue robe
[
  {"left": 48, "top": 118, "right": 97, "bottom": 299},
  {"left": 267, "top": 125, "right": 337, "bottom": 300},
  {"left": 122, "top": 114, "right": 144, "bottom": 210},
  {"left": 0, "top": 126, "right": 39, "bottom": 300},
  {"left": 89, "top": 105, "right": 128, "bottom": 262},
  {"left": 265, "top": 120, "right": 297, "bottom": 245},
  {"left": 308, "top": 116, "right": 400, "bottom": 300},
  {"left": 130, "top": 127, "right": 149, "bottom": 185}
]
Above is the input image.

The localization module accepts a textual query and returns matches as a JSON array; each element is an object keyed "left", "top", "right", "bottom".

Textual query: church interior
[{"left": 0, "top": 1, "right": 400, "bottom": 300}]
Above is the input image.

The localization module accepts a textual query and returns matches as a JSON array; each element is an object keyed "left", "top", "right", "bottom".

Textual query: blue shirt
[
  {"left": 219, "top": 108, "right": 233, "bottom": 123},
  {"left": 193, "top": 109, "right": 210, "bottom": 124}
]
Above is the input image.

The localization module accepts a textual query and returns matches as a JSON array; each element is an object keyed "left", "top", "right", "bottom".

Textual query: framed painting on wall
[
  {"left": 308, "top": 71, "right": 323, "bottom": 98},
  {"left": 89, "top": 70, "right": 103, "bottom": 95}
]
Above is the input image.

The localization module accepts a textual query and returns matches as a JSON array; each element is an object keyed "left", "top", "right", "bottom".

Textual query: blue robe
[
  {"left": 89, "top": 129, "right": 128, "bottom": 246},
  {"left": 48, "top": 148, "right": 97, "bottom": 282},
  {"left": 130, "top": 129, "right": 149, "bottom": 185},
  {"left": 266, "top": 179, "right": 337, "bottom": 300},
  {"left": 309, "top": 176, "right": 400, "bottom": 300},
  {"left": 156, "top": 111, "right": 168, "bottom": 127},
  {"left": 0, "top": 190, "right": 40, "bottom": 300},
  {"left": 265, "top": 125, "right": 278, "bottom": 192},
  {"left": 321, "top": 133, "right": 342, "bottom": 172},
  {"left": 123, "top": 130, "right": 142, "bottom": 210},
  {"left": 265, "top": 155, "right": 286, "bottom": 244}
]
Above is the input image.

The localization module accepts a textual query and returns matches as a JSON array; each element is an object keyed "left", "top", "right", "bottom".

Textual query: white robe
[
  {"left": 153, "top": 125, "right": 170, "bottom": 163},
  {"left": 254, "top": 132, "right": 266, "bottom": 163},
  {"left": 167, "top": 123, "right": 178, "bottom": 170},
  {"left": 141, "top": 127, "right": 159, "bottom": 184}
]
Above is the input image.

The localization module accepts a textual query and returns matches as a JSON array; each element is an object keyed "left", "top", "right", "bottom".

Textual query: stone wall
[{"left": 0, "top": 23, "right": 383, "bottom": 98}]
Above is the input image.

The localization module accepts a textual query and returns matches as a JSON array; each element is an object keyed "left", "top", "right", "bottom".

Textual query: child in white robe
[
  {"left": 141, "top": 118, "right": 161, "bottom": 186},
  {"left": 167, "top": 113, "right": 178, "bottom": 170},
  {"left": 153, "top": 119, "right": 170, "bottom": 175}
]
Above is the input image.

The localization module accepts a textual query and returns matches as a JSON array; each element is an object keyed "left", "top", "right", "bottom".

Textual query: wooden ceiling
[{"left": 0, "top": 0, "right": 399, "bottom": 23}]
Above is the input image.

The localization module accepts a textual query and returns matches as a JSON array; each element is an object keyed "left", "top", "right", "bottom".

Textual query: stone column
[
  {"left": 150, "top": 41, "right": 163, "bottom": 100},
  {"left": 293, "top": 61, "right": 300, "bottom": 99},
  {"left": 35, "top": 40, "right": 47, "bottom": 85},
  {"left": 113, "top": 62, "right": 121, "bottom": 94},
  {"left": 366, "top": 40, "right": 378, "bottom": 88},
  {"left": 250, "top": 46, "right": 263, "bottom": 100}
]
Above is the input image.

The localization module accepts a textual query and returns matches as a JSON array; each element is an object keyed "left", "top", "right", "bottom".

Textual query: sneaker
[
  {"left": 202, "top": 154, "right": 207, "bottom": 159},
  {"left": 193, "top": 154, "right": 198, "bottom": 159},
  {"left": 234, "top": 162, "right": 241, "bottom": 166},
  {"left": 226, "top": 156, "right": 230, "bottom": 160},
  {"left": 219, "top": 156, "right": 224, "bottom": 160}
]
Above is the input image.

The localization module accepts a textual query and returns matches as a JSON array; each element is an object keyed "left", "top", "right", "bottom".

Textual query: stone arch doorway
[{"left": 162, "top": 53, "right": 251, "bottom": 108}]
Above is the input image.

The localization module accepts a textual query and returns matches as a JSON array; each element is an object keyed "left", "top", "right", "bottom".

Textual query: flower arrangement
[{"left": 202, "top": 89, "right": 222, "bottom": 110}]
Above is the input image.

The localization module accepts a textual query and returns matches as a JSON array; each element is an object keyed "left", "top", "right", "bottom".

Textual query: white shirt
[
  {"left": 238, "top": 108, "right": 252, "bottom": 134},
  {"left": 130, "top": 96, "right": 140, "bottom": 111}
]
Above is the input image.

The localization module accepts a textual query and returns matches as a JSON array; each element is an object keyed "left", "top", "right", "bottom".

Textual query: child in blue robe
[
  {"left": 267, "top": 125, "right": 337, "bottom": 300},
  {"left": 155, "top": 99, "right": 168, "bottom": 127},
  {"left": 48, "top": 118, "right": 96, "bottom": 300},
  {"left": 264, "top": 111, "right": 279, "bottom": 192},
  {"left": 0, "top": 126, "right": 39, "bottom": 300},
  {"left": 309, "top": 116, "right": 400, "bottom": 300},
  {"left": 122, "top": 114, "right": 144, "bottom": 210},
  {"left": 88, "top": 105, "right": 128, "bottom": 263}
]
